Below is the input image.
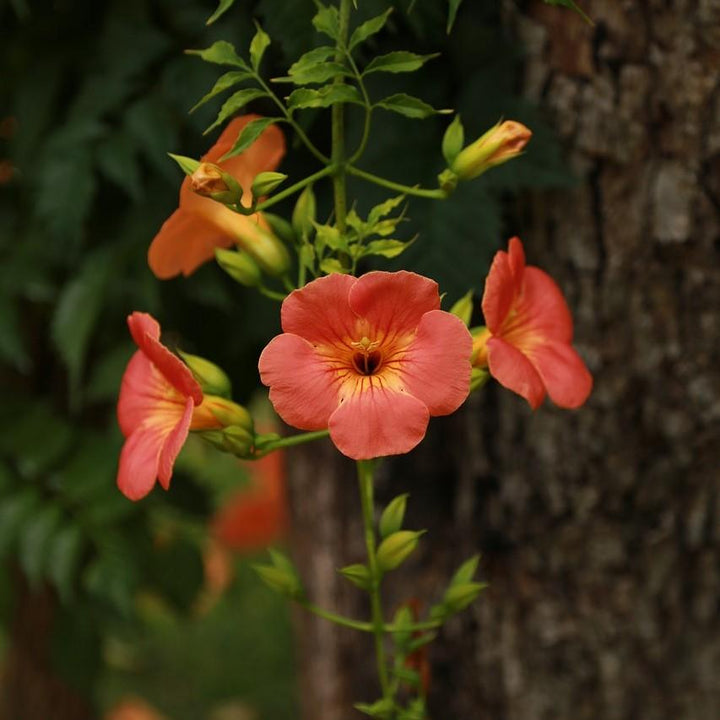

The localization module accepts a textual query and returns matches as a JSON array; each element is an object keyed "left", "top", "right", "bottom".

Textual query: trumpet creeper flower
[
  {"left": 117, "top": 312, "right": 226, "bottom": 500},
  {"left": 478, "top": 237, "right": 592, "bottom": 409},
  {"left": 148, "top": 115, "right": 286, "bottom": 278},
  {"left": 259, "top": 272, "right": 473, "bottom": 460}
]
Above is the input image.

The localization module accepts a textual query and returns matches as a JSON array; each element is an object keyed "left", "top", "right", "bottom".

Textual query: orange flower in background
[
  {"left": 212, "top": 448, "right": 288, "bottom": 554},
  {"left": 474, "top": 237, "right": 593, "bottom": 409},
  {"left": 148, "top": 115, "right": 286, "bottom": 278},
  {"left": 105, "top": 696, "right": 167, "bottom": 720}
]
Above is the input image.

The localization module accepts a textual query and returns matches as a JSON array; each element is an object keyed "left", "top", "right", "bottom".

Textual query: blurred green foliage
[{"left": 0, "top": 0, "right": 572, "bottom": 714}]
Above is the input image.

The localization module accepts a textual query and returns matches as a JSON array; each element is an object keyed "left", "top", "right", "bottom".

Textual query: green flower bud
[
  {"left": 178, "top": 350, "right": 232, "bottom": 397},
  {"left": 442, "top": 115, "right": 465, "bottom": 165},
  {"left": 251, "top": 171, "right": 288, "bottom": 197},
  {"left": 222, "top": 425, "right": 255, "bottom": 456},
  {"left": 215, "top": 247, "right": 262, "bottom": 287},
  {"left": 442, "top": 581, "right": 486, "bottom": 614},
  {"left": 253, "top": 564, "right": 303, "bottom": 600},
  {"left": 379, "top": 494, "right": 409, "bottom": 539},
  {"left": 292, "top": 186, "right": 316, "bottom": 238},
  {"left": 338, "top": 563, "right": 372, "bottom": 591},
  {"left": 376, "top": 530, "right": 425, "bottom": 573}
]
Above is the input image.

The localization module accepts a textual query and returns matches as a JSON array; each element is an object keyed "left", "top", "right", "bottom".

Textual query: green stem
[
  {"left": 254, "top": 429, "right": 329, "bottom": 457},
  {"left": 344, "top": 48, "right": 373, "bottom": 164},
  {"left": 254, "top": 75, "right": 329, "bottom": 164},
  {"left": 255, "top": 165, "right": 335, "bottom": 212},
  {"left": 358, "top": 459, "right": 391, "bottom": 699},
  {"left": 346, "top": 165, "right": 448, "bottom": 199},
  {"left": 298, "top": 601, "right": 373, "bottom": 632},
  {"left": 331, "top": 0, "right": 353, "bottom": 233},
  {"left": 257, "top": 285, "right": 286, "bottom": 302}
]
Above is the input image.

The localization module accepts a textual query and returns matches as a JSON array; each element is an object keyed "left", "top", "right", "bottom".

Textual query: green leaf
[
  {"left": 287, "top": 84, "right": 364, "bottom": 111},
  {"left": 96, "top": 134, "right": 142, "bottom": 201},
  {"left": 447, "top": 0, "right": 463, "bottom": 33},
  {"left": 313, "top": 223, "right": 346, "bottom": 253},
  {"left": 364, "top": 239, "right": 411, "bottom": 259},
  {"left": 250, "top": 21, "right": 271, "bottom": 70},
  {"left": 0, "top": 295, "right": 30, "bottom": 371},
  {"left": 376, "top": 530, "right": 425, "bottom": 573},
  {"left": 220, "top": 116, "right": 281, "bottom": 160},
  {"left": 186, "top": 41, "right": 249, "bottom": 69},
  {"left": 206, "top": 0, "right": 235, "bottom": 25},
  {"left": 443, "top": 581, "right": 487, "bottom": 613},
  {"left": 190, "top": 70, "right": 254, "bottom": 112},
  {"left": 450, "top": 554, "right": 480, "bottom": 586},
  {"left": 0, "top": 490, "right": 40, "bottom": 556},
  {"left": 19, "top": 504, "right": 62, "bottom": 588},
  {"left": 349, "top": 8, "right": 393, "bottom": 50},
  {"left": 277, "top": 60, "right": 349, "bottom": 86},
  {"left": 375, "top": 93, "right": 441, "bottom": 119},
  {"left": 542, "top": 0, "right": 594, "bottom": 24},
  {"left": 312, "top": 3, "right": 339, "bottom": 39},
  {"left": 449, "top": 290, "right": 473, "bottom": 326},
  {"left": 204, "top": 88, "right": 269, "bottom": 134},
  {"left": 379, "top": 494, "right": 409, "bottom": 538},
  {"left": 368, "top": 195, "right": 405, "bottom": 225},
  {"left": 355, "top": 699, "right": 395, "bottom": 719},
  {"left": 319, "top": 258, "right": 347, "bottom": 275},
  {"left": 364, "top": 52, "right": 438, "bottom": 75},
  {"left": 51, "top": 247, "right": 115, "bottom": 404},
  {"left": 48, "top": 525, "right": 84, "bottom": 603},
  {"left": 167, "top": 153, "right": 201, "bottom": 176}
]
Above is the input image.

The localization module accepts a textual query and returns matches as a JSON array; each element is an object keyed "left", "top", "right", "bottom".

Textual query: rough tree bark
[{"left": 288, "top": 2, "right": 720, "bottom": 719}]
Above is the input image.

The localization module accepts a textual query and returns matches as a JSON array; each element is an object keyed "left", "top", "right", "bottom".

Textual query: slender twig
[
  {"left": 255, "top": 165, "right": 335, "bottom": 212},
  {"left": 346, "top": 165, "right": 447, "bottom": 199},
  {"left": 253, "top": 429, "right": 330, "bottom": 457}
]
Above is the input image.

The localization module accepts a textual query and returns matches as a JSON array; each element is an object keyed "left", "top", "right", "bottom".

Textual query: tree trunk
[
  {"left": 0, "top": 571, "right": 94, "bottom": 720},
  {"left": 288, "top": 1, "right": 720, "bottom": 719}
]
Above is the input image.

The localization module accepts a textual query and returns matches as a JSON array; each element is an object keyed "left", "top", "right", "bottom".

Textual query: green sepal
[
  {"left": 379, "top": 494, "right": 409, "bottom": 539},
  {"left": 442, "top": 115, "right": 465, "bottom": 165},
  {"left": 470, "top": 367, "right": 490, "bottom": 392},
  {"left": 167, "top": 153, "right": 200, "bottom": 176},
  {"left": 449, "top": 290, "right": 474, "bottom": 327}
]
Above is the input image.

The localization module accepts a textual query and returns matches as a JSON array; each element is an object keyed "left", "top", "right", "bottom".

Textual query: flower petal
[
  {"left": 127, "top": 312, "right": 203, "bottom": 404},
  {"left": 148, "top": 208, "right": 234, "bottom": 279},
  {"left": 507, "top": 236, "right": 526, "bottom": 290},
  {"left": 401, "top": 310, "right": 472, "bottom": 415},
  {"left": 117, "top": 351, "right": 186, "bottom": 436},
  {"left": 527, "top": 340, "right": 593, "bottom": 409},
  {"left": 349, "top": 271, "right": 440, "bottom": 338},
  {"left": 117, "top": 425, "right": 166, "bottom": 500},
  {"left": 487, "top": 336, "right": 546, "bottom": 409},
  {"left": 158, "top": 396, "right": 194, "bottom": 488},
  {"left": 280, "top": 273, "right": 359, "bottom": 346},
  {"left": 481, "top": 250, "right": 515, "bottom": 334},
  {"left": 518, "top": 267, "right": 574, "bottom": 343},
  {"left": 259, "top": 333, "right": 341, "bottom": 429},
  {"left": 204, "top": 115, "right": 286, "bottom": 193},
  {"left": 328, "top": 381, "right": 430, "bottom": 460}
]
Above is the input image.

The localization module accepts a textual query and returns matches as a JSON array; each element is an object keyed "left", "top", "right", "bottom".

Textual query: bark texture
[{"left": 288, "top": 1, "right": 720, "bottom": 719}]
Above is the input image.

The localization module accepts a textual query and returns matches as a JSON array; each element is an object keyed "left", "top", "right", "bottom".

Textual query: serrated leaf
[
  {"left": 278, "top": 61, "right": 349, "bottom": 86},
  {"left": 319, "top": 258, "right": 347, "bottom": 275},
  {"left": 220, "top": 116, "right": 281, "bottom": 160},
  {"left": 364, "top": 51, "right": 438, "bottom": 75},
  {"left": 299, "top": 244, "right": 315, "bottom": 272},
  {"left": 51, "top": 247, "right": 115, "bottom": 405},
  {"left": 349, "top": 8, "right": 393, "bottom": 50},
  {"left": 313, "top": 223, "right": 346, "bottom": 253},
  {"left": 368, "top": 195, "right": 405, "bottom": 225},
  {"left": 204, "top": 88, "right": 269, "bottom": 134},
  {"left": 375, "top": 93, "right": 440, "bottom": 119},
  {"left": 0, "top": 490, "right": 40, "bottom": 556},
  {"left": 250, "top": 21, "right": 271, "bottom": 70},
  {"left": 355, "top": 699, "right": 395, "bottom": 719},
  {"left": 312, "top": 3, "right": 339, "bottom": 39},
  {"left": 19, "top": 504, "right": 62, "bottom": 588},
  {"left": 167, "top": 153, "right": 201, "bottom": 176},
  {"left": 48, "top": 525, "right": 84, "bottom": 603},
  {"left": 543, "top": 0, "right": 594, "bottom": 24},
  {"left": 206, "top": 0, "right": 235, "bottom": 25},
  {"left": 364, "top": 239, "right": 411, "bottom": 259},
  {"left": 191, "top": 70, "right": 254, "bottom": 112},
  {"left": 447, "top": 0, "right": 463, "bottom": 33},
  {"left": 186, "top": 41, "right": 249, "bottom": 69},
  {"left": 393, "top": 666, "right": 421, "bottom": 686},
  {"left": 287, "top": 84, "right": 364, "bottom": 111},
  {"left": 284, "top": 46, "right": 336, "bottom": 82}
]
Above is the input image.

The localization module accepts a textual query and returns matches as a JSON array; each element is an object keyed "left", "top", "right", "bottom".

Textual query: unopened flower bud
[
  {"left": 449, "top": 290, "right": 474, "bottom": 327},
  {"left": 190, "top": 162, "right": 243, "bottom": 205},
  {"left": 215, "top": 248, "right": 262, "bottom": 287},
  {"left": 178, "top": 350, "right": 232, "bottom": 397},
  {"left": 376, "top": 530, "right": 425, "bottom": 573},
  {"left": 222, "top": 425, "right": 254, "bottom": 456},
  {"left": 192, "top": 396, "right": 253, "bottom": 433},
  {"left": 470, "top": 327, "right": 491, "bottom": 368},
  {"left": 452, "top": 121, "right": 532, "bottom": 181},
  {"left": 237, "top": 223, "right": 291, "bottom": 277},
  {"left": 291, "top": 186, "right": 316, "bottom": 238},
  {"left": 251, "top": 171, "right": 288, "bottom": 198}
]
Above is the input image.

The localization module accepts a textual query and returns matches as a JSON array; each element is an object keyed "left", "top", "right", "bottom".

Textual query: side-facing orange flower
[
  {"left": 474, "top": 237, "right": 592, "bottom": 409},
  {"left": 117, "top": 312, "right": 249, "bottom": 500},
  {"left": 148, "top": 115, "right": 286, "bottom": 278}
]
